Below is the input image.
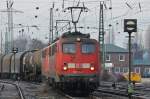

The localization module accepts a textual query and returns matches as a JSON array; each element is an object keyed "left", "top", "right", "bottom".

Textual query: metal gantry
[
  {"left": 7, "top": 0, "right": 14, "bottom": 53},
  {"left": 0, "top": 0, "right": 23, "bottom": 53},
  {"left": 55, "top": 20, "right": 71, "bottom": 37}
]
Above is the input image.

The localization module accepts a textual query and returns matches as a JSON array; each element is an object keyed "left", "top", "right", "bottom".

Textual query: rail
[
  {"left": 91, "top": 87, "right": 150, "bottom": 99},
  {"left": 0, "top": 80, "right": 25, "bottom": 99},
  {"left": 56, "top": 90, "right": 74, "bottom": 99}
]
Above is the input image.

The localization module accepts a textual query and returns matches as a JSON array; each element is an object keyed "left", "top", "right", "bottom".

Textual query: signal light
[
  {"left": 124, "top": 19, "right": 137, "bottom": 33},
  {"left": 76, "top": 38, "right": 81, "bottom": 41}
]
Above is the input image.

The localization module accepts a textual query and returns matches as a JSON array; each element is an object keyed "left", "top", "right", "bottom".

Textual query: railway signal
[
  {"left": 12, "top": 47, "right": 18, "bottom": 53},
  {"left": 124, "top": 19, "right": 137, "bottom": 33},
  {"left": 124, "top": 19, "right": 137, "bottom": 97},
  {"left": 12, "top": 47, "right": 18, "bottom": 79}
]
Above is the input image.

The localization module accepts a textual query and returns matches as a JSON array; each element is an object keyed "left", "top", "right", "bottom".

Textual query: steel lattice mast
[
  {"left": 0, "top": 0, "right": 23, "bottom": 53},
  {"left": 99, "top": 1, "right": 105, "bottom": 68}
]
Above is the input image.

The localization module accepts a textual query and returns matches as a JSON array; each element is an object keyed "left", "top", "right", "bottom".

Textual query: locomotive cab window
[
  {"left": 63, "top": 43, "right": 76, "bottom": 53},
  {"left": 81, "top": 43, "right": 95, "bottom": 53}
]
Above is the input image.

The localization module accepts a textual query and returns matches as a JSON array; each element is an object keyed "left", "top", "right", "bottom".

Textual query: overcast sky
[{"left": 0, "top": 0, "right": 150, "bottom": 48}]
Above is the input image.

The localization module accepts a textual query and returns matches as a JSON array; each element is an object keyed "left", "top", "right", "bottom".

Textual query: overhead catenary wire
[
  {"left": 0, "top": 0, "right": 150, "bottom": 44},
  {"left": 2, "top": 1, "right": 148, "bottom": 25}
]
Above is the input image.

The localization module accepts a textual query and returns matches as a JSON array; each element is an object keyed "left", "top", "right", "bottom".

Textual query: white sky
[{"left": 0, "top": 0, "right": 150, "bottom": 48}]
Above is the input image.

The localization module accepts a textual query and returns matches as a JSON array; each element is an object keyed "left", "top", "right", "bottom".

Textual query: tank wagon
[
  {"left": 10, "top": 52, "right": 27, "bottom": 79},
  {"left": 22, "top": 51, "right": 33, "bottom": 80},
  {"left": 0, "top": 50, "right": 41, "bottom": 81},
  {"left": 0, "top": 54, "right": 5, "bottom": 77},
  {"left": 30, "top": 50, "right": 41, "bottom": 81},
  {"left": 2, "top": 53, "right": 13, "bottom": 78}
]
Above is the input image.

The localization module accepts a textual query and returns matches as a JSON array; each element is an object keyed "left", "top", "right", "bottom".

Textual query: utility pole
[
  {"left": 62, "top": 0, "right": 65, "bottom": 9},
  {"left": 49, "top": 8, "right": 54, "bottom": 44},
  {"left": 5, "top": 27, "right": 8, "bottom": 54},
  {"left": 99, "top": 1, "right": 105, "bottom": 69},
  {"left": 0, "top": 0, "right": 23, "bottom": 53},
  {"left": 109, "top": 0, "right": 114, "bottom": 44},
  {"left": 0, "top": 31, "right": 2, "bottom": 54}
]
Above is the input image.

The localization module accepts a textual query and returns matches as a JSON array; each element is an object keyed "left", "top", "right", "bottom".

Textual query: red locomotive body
[{"left": 42, "top": 32, "right": 101, "bottom": 91}]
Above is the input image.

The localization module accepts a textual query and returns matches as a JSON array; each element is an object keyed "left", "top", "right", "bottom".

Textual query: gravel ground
[
  {"left": 1, "top": 79, "right": 150, "bottom": 99},
  {"left": 18, "top": 82, "right": 64, "bottom": 99},
  {"left": 141, "top": 78, "right": 150, "bottom": 87},
  {"left": 0, "top": 80, "right": 90, "bottom": 99},
  {"left": 141, "top": 78, "right": 150, "bottom": 83},
  {"left": 19, "top": 81, "right": 89, "bottom": 99},
  {"left": 0, "top": 83, "right": 19, "bottom": 99}
]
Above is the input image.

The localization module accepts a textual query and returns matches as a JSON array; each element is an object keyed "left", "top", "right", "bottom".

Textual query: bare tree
[
  {"left": 12, "top": 35, "right": 46, "bottom": 52},
  {"left": 29, "top": 39, "right": 46, "bottom": 50}
]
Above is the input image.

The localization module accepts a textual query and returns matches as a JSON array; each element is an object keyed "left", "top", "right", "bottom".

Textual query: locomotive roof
[
  {"left": 61, "top": 31, "right": 90, "bottom": 38},
  {"left": 48, "top": 31, "right": 91, "bottom": 45}
]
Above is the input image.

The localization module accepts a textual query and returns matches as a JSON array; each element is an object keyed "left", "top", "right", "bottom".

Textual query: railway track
[
  {"left": 64, "top": 94, "right": 89, "bottom": 99},
  {"left": 56, "top": 89, "right": 89, "bottom": 99},
  {"left": 90, "top": 82, "right": 150, "bottom": 99},
  {"left": 0, "top": 80, "right": 25, "bottom": 99},
  {"left": 91, "top": 90, "right": 150, "bottom": 99}
]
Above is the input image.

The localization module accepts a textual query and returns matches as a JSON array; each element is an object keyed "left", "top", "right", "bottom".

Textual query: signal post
[
  {"left": 124, "top": 19, "right": 137, "bottom": 98},
  {"left": 12, "top": 47, "right": 18, "bottom": 79}
]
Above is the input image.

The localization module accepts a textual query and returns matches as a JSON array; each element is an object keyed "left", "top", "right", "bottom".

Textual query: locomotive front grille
[
  {"left": 67, "top": 63, "right": 75, "bottom": 68},
  {"left": 67, "top": 63, "right": 91, "bottom": 69}
]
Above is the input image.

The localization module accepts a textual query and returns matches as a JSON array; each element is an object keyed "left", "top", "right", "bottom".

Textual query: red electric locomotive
[{"left": 42, "top": 32, "right": 101, "bottom": 92}]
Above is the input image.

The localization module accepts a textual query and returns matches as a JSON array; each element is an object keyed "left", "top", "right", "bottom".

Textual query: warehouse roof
[
  {"left": 133, "top": 59, "right": 150, "bottom": 66},
  {"left": 104, "top": 44, "right": 128, "bottom": 53},
  {"left": 133, "top": 50, "right": 150, "bottom": 66}
]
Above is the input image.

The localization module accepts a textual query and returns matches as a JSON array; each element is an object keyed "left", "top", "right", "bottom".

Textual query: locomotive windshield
[
  {"left": 82, "top": 43, "right": 95, "bottom": 53},
  {"left": 63, "top": 43, "right": 76, "bottom": 53}
]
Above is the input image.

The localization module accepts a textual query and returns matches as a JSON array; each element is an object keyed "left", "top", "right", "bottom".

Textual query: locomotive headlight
[
  {"left": 76, "top": 37, "right": 81, "bottom": 42},
  {"left": 90, "top": 66, "right": 95, "bottom": 71},
  {"left": 63, "top": 63, "right": 68, "bottom": 71},
  {"left": 63, "top": 66, "right": 68, "bottom": 71}
]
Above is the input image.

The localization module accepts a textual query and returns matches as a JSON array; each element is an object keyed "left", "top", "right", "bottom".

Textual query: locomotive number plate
[{"left": 76, "top": 63, "right": 82, "bottom": 70}]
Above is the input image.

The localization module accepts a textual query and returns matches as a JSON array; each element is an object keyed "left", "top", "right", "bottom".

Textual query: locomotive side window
[
  {"left": 82, "top": 43, "right": 95, "bottom": 53},
  {"left": 63, "top": 43, "right": 75, "bottom": 53}
]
